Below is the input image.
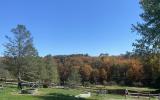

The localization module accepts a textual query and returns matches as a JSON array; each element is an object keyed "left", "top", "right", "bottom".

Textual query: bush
[
  {"left": 43, "top": 79, "right": 51, "bottom": 88},
  {"left": 119, "top": 81, "right": 125, "bottom": 86},
  {"left": 132, "top": 82, "right": 143, "bottom": 87},
  {"left": 103, "top": 80, "right": 108, "bottom": 86},
  {"left": 83, "top": 82, "right": 91, "bottom": 87},
  {"left": 107, "top": 81, "right": 117, "bottom": 86},
  {"left": 43, "top": 84, "right": 49, "bottom": 88}
]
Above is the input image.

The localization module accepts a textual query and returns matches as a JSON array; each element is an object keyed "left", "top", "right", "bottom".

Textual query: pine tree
[
  {"left": 67, "top": 67, "right": 81, "bottom": 86},
  {"left": 3, "top": 25, "right": 38, "bottom": 80},
  {"left": 44, "top": 55, "right": 59, "bottom": 84},
  {"left": 132, "top": 0, "right": 160, "bottom": 86},
  {"left": 132, "top": 0, "right": 160, "bottom": 55}
]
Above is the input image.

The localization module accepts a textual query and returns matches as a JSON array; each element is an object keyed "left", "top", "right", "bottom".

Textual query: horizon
[{"left": 0, "top": 0, "right": 142, "bottom": 56}]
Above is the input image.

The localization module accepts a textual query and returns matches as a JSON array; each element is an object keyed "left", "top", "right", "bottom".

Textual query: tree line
[{"left": 54, "top": 54, "right": 143, "bottom": 86}]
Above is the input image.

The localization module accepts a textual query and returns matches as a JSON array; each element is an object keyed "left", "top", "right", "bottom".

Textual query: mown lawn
[{"left": 0, "top": 85, "right": 158, "bottom": 100}]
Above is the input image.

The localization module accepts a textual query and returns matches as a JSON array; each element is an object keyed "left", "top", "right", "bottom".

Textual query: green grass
[
  {"left": 0, "top": 85, "right": 158, "bottom": 100},
  {"left": 93, "top": 85, "right": 156, "bottom": 92}
]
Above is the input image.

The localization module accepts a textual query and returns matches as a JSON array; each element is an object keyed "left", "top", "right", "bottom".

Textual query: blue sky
[{"left": 0, "top": 0, "right": 141, "bottom": 56}]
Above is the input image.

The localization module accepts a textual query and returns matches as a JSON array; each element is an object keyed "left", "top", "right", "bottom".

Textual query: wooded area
[{"left": 0, "top": 0, "right": 160, "bottom": 89}]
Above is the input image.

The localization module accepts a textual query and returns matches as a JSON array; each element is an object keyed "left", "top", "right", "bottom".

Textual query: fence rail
[{"left": 126, "top": 92, "right": 160, "bottom": 100}]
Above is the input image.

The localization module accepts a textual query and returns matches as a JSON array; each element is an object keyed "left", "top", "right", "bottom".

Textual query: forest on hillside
[{"left": 0, "top": 52, "right": 160, "bottom": 88}]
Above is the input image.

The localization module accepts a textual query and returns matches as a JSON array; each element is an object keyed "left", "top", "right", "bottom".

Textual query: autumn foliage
[{"left": 54, "top": 54, "right": 143, "bottom": 86}]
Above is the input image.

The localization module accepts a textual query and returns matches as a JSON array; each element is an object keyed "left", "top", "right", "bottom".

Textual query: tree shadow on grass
[{"left": 35, "top": 93, "right": 94, "bottom": 100}]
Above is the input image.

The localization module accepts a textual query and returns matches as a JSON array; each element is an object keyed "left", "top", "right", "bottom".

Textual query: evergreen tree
[
  {"left": 132, "top": 0, "right": 160, "bottom": 55},
  {"left": 44, "top": 55, "right": 59, "bottom": 84},
  {"left": 132, "top": 0, "right": 160, "bottom": 86},
  {"left": 67, "top": 67, "right": 81, "bottom": 86},
  {"left": 3, "top": 25, "right": 38, "bottom": 80}
]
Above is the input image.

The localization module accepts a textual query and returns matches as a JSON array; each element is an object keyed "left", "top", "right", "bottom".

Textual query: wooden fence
[{"left": 126, "top": 92, "right": 160, "bottom": 100}]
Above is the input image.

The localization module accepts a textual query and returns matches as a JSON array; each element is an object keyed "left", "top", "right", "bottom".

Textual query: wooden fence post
[
  {"left": 148, "top": 92, "right": 150, "bottom": 100},
  {"left": 125, "top": 89, "right": 128, "bottom": 99},
  {"left": 158, "top": 94, "right": 160, "bottom": 100}
]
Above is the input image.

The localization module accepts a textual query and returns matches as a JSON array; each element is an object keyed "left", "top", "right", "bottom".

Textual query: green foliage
[
  {"left": 43, "top": 55, "right": 59, "bottom": 83},
  {"left": 132, "top": 0, "right": 160, "bottom": 86},
  {"left": 0, "top": 68, "right": 12, "bottom": 79},
  {"left": 22, "top": 56, "right": 43, "bottom": 81},
  {"left": 132, "top": 0, "right": 160, "bottom": 55},
  {"left": 67, "top": 67, "right": 81, "bottom": 85},
  {"left": 3, "top": 24, "right": 38, "bottom": 80}
]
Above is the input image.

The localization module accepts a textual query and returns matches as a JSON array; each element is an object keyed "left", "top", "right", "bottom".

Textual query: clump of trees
[
  {"left": 1, "top": 25, "right": 59, "bottom": 84},
  {"left": 54, "top": 54, "right": 143, "bottom": 86}
]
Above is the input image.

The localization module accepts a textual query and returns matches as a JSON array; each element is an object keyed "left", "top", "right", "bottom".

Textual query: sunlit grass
[{"left": 0, "top": 85, "right": 158, "bottom": 100}]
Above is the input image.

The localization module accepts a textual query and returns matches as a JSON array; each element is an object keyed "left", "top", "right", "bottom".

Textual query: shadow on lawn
[{"left": 36, "top": 93, "right": 94, "bottom": 100}]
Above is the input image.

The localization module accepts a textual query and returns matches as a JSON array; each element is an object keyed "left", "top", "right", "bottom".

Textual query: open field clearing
[{"left": 0, "top": 85, "right": 159, "bottom": 100}]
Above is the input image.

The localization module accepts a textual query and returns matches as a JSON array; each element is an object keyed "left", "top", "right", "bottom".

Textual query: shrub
[
  {"left": 132, "top": 82, "right": 143, "bottom": 87},
  {"left": 119, "top": 81, "right": 125, "bottom": 86},
  {"left": 83, "top": 82, "right": 91, "bottom": 87},
  {"left": 107, "top": 81, "right": 117, "bottom": 86}
]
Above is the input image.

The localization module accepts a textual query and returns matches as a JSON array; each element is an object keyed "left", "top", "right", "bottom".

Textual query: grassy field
[{"left": 0, "top": 85, "right": 159, "bottom": 100}]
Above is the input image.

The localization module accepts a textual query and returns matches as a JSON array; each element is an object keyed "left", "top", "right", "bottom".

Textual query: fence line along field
[{"left": 0, "top": 82, "right": 159, "bottom": 100}]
